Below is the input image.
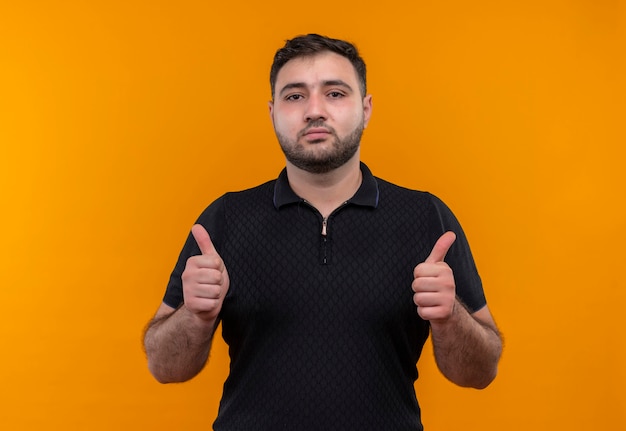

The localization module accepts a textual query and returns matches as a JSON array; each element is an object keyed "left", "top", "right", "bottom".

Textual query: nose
[{"left": 304, "top": 93, "right": 328, "bottom": 122}]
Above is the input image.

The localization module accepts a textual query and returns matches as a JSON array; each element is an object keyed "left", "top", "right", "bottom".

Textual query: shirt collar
[{"left": 273, "top": 162, "right": 379, "bottom": 209}]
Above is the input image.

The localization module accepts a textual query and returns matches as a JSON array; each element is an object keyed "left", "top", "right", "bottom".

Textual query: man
[{"left": 144, "top": 34, "right": 502, "bottom": 430}]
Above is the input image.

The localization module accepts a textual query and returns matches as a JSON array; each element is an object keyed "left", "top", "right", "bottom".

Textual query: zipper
[
  {"left": 321, "top": 217, "right": 328, "bottom": 264},
  {"left": 302, "top": 200, "right": 349, "bottom": 265}
]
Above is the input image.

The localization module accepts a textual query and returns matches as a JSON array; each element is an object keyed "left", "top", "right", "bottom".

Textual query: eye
[
  {"left": 285, "top": 94, "right": 304, "bottom": 101},
  {"left": 328, "top": 91, "right": 344, "bottom": 98}
]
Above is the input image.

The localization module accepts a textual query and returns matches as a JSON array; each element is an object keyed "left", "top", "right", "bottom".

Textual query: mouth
[{"left": 302, "top": 127, "right": 332, "bottom": 141}]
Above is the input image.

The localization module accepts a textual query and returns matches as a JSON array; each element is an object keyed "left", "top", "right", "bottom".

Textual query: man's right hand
[{"left": 181, "top": 224, "right": 230, "bottom": 323}]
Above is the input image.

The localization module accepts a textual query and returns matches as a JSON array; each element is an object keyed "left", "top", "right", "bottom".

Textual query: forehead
[{"left": 275, "top": 51, "right": 359, "bottom": 90}]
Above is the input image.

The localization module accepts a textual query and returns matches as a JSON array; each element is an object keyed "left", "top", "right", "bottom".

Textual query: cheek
[
  {"left": 337, "top": 109, "right": 363, "bottom": 130},
  {"left": 273, "top": 110, "right": 301, "bottom": 134}
]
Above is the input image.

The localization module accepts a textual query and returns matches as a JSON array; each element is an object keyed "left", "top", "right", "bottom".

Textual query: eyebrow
[{"left": 278, "top": 80, "right": 354, "bottom": 97}]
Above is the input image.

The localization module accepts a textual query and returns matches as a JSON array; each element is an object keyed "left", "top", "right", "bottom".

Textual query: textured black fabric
[{"left": 163, "top": 163, "right": 485, "bottom": 430}]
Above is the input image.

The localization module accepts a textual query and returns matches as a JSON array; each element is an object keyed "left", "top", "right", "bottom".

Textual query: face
[{"left": 269, "top": 51, "right": 372, "bottom": 174}]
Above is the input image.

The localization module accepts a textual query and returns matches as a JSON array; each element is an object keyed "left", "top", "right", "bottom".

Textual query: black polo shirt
[{"left": 163, "top": 163, "right": 485, "bottom": 431}]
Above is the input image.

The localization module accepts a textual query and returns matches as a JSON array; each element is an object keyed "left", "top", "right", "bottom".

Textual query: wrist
[
  {"left": 429, "top": 300, "right": 462, "bottom": 329},
  {"left": 179, "top": 305, "right": 218, "bottom": 332}
]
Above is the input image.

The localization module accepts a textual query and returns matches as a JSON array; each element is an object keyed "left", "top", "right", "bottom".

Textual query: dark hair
[{"left": 270, "top": 34, "right": 367, "bottom": 99}]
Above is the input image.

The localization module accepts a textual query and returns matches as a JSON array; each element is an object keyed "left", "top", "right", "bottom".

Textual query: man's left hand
[{"left": 412, "top": 231, "right": 457, "bottom": 322}]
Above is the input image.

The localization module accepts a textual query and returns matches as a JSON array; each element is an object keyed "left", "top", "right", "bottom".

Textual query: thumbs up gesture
[
  {"left": 181, "top": 224, "right": 230, "bottom": 323},
  {"left": 412, "top": 231, "right": 457, "bottom": 322}
]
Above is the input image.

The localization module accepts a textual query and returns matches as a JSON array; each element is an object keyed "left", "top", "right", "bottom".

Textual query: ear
[
  {"left": 268, "top": 100, "right": 275, "bottom": 126},
  {"left": 362, "top": 94, "right": 373, "bottom": 128}
]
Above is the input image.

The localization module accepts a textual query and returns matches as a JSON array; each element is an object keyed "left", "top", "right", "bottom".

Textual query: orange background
[{"left": 1, "top": 1, "right": 624, "bottom": 429}]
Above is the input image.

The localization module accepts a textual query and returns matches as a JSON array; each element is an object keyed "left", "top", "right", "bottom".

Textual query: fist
[
  {"left": 412, "top": 231, "right": 457, "bottom": 322},
  {"left": 181, "top": 224, "right": 230, "bottom": 322}
]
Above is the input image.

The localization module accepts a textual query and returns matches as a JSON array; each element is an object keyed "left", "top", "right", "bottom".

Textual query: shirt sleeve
[
  {"left": 428, "top": 193, "right": 487, "bottom": 313},
  {"left": 162, "top": 195, "right": 227, "bottom": 308}
]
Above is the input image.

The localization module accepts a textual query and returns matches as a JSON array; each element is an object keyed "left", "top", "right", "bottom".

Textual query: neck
[{"left": 286, "top": 155, "right": 362, "bottom": 218}]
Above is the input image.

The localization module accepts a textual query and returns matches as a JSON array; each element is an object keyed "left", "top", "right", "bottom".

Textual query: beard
[{"left": 275, "top": 120, "right": 364, "bottom": 174}]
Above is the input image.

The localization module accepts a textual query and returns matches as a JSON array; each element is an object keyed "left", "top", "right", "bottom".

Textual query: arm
[
  {"left": 143, "top": 302, "right": 217, "bottom": 383},
  {"left": 413, "top": 232, "right": 502, "bottom": 389},
  {"left": 430, "top": 303, "right": 502, "bottom": 388},
  {"left": 143, "top": 224, "right": 230, "bottom": 383}
]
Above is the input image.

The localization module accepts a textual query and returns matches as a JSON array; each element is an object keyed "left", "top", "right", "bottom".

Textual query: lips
[
  {"left": 303, "top": 127, "right": 332, "bottom": 141},
  {"left": 305, "top": 127, "right": 330, "bottom": 135}
]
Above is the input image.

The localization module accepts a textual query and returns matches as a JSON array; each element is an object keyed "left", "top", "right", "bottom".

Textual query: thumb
[
  {"left": 191, "top": 224, "right": 216, "bottom": 255},
  {"left": 425, "top": 231, "right": 457, "bottom": 263}
]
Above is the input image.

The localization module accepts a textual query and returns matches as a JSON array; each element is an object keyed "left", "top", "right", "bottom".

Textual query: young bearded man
[{"left": 144, "top": 33, "right": 502, "bottom": 431}]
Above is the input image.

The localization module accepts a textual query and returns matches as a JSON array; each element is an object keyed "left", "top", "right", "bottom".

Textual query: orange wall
[{"left": 1, "top": 1, "right": 624, "bottom": 429}]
